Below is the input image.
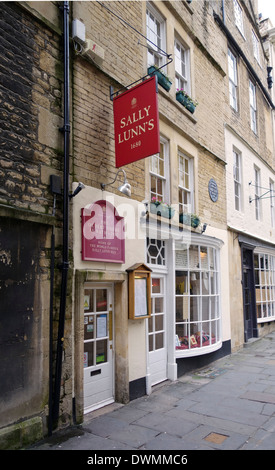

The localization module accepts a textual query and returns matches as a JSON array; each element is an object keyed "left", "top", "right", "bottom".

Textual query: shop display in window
[
  {"left": 254, "top": 253, "right": 275, "bottom": 322},
  {"left": 175, "top": 243, "right": 221, "bottom": 355}
]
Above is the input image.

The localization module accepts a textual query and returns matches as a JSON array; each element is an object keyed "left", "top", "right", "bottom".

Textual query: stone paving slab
[
  {"left": 28, "top": 332, "right": 275, "bottom": 452},
  {"left": 240, "top": 391, "right": 275, "bottom": 404}
]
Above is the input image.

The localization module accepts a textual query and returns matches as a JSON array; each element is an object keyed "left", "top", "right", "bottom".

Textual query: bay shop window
[
  {"left": 254, "top": 252, "right": 275, "bottom": 322},
  {"left": 175, "top": 243, "right": 221, "bottom": 355},
  {"left": 146, "top": 237, "right": 222, "bottom": 358}
]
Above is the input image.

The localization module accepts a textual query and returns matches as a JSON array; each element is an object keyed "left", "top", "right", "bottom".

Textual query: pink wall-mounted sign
[{"left": 81, "top": 200, "right": 125, "bottom": 263}]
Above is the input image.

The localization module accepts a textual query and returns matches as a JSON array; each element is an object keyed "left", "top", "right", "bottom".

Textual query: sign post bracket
[{"left": 109, "top": 57, "right": 172, "bottom": 101}]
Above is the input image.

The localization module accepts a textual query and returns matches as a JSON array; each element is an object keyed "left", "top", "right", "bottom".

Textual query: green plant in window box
[
  {"left": 179, "top": 212, "right": 200, "bottom": 228},
  {"left": 176, "top": 89, "right": 198, "bottom": 114},
  {"left": 148, "top": 65, "right": 172, "bottom": 92},
  {"left": 150, "top": 197, "right": 175, "bottom": 219}
]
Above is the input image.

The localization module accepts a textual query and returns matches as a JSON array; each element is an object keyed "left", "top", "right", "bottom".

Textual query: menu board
[{"left": 134, "top": 278, "right": 148, "bottom": 317}]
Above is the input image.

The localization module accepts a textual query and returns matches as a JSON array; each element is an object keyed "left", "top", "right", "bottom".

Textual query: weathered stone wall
[{"left": 0, "top": 1, "right": 72, "bottom": 445}]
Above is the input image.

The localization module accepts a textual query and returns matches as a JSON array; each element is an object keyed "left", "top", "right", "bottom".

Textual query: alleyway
[{"left": 30, "top": 332, "right": 275, "bottom": 452}]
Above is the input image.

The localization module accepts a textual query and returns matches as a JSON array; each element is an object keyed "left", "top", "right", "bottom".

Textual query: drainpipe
[{"left": 52, "top": 0, "right": 70, "bottom": 428}]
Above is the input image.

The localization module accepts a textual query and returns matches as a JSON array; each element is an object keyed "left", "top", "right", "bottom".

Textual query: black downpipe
[
  {"left": 48, "top": 223, "right": 55, "bottom": 436},
  {"left": 52, "top": 0, "right": 70, "bottom": 427}
]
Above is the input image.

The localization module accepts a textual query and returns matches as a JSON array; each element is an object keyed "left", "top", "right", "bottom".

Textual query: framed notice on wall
[
  {"left": 134, "top": 278, "right": 148, "bottom": 317},
  {"left": 126, "top": 263, "right": 152, "bottom": 320}
]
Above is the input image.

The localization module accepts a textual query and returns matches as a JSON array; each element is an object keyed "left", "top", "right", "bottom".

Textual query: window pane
[
  {"left": 155, "top": 332, "right": 164, "bottom": 349},
  {"left": 190, "top": 296, "right": 199, "bottom": 322},
  {"left": 84, "top": 342, "right": 94, "bottom": 367},
  {"left": 84, "top": 289, "right": 94, "bottom": 312},
  {"left": 147, "top": 239, "right": 166, "bottom": 266},
  {"left": 96, "top": 339, "right": 107, "bottom": 364},
  {"left": 155, "top": 314, "right": 163, "bottom": 331},
  {"left": 146, "top": 7, "right": 164, "bottom": 67},
  {"left": 151, "top": 175, "right": 156, "bottom": 193},
  {"left": 176, "top": 296, "right": 189, "bottom": 321},
  {"left": 96, "top": 289, "right": 107, "bottom": 312},
  {"left": 155, "top": 297, "right": 163, "bottom": 313},
  {"left": 228, "top": 49, "right": 238, "bottom": 110},
  {"left": 84, "top": 315, "right": 94, "bottom": 340}
]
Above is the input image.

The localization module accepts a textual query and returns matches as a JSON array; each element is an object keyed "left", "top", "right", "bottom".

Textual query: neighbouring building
[
  {"left": 220, "top": 0, "right": 275, "bottom": 350},
  {"left": 0, "top": 0, "right": 274, "bottom": 449}
]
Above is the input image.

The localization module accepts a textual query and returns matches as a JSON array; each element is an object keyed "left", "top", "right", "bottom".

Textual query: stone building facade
[
  {"left": 220, "top": 0, "right": 275, "bottom": 350},
  {"left": 0, "top": 0, "right": 274, "bottom": 449}
]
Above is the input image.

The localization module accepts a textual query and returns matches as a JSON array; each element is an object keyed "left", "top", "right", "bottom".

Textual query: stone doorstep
[{"left": 0, "top": 416, "right": 43, "bottom": 450}]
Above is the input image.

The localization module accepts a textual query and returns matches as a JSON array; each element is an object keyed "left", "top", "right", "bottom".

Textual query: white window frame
[
  {"left": 174, "top": 38, "right": 190, "bottom": 95},
  {"left": 148, "top": 275, "right": 166, "bottom": 353},
  {"left": 249, "top": 80, "right": 257, "bottom": 134},
  {"left": 149, "top": 137, "right": 169, "bottom": 204},
  {"left": 147, "top": 238, "right": 166, "bottom": 266},
  {"left": 228, "top": 48, "right": 238, "bottom": 111},
  {"left": 254, "top": 252, "right": 275, "bottom": 323},
  {"left": 254, "top": 166, "right": 261, "bottom": 220},
  {"left": 178, "top": 152, "right": 194, "bottom": 215},
  {"left": 233, "top": 0, "right": 245, "bottom": 37},
  {"left": 233, "top": 149, "right": 242, "bottom": 211},
  {"left": 252, "top": 29, "right": 261, "bottom": 65},
  {"left": 146, "top": 3, "right": 166, "bottom": 69}
]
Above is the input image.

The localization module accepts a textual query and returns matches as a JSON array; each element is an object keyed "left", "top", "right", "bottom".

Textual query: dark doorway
[{"left": 242, "top": 247, "right": 257, "bottom": 342}]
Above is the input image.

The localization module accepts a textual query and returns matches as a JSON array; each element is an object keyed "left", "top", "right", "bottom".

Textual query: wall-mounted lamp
[
  {"left": 267, "top": 66, "right": 273, "bottom": 89},
  {"left": 201, "top": 223, "right": 207, "bottom": 234},
  {"left": 101, "top": 168, "right": 131, "bottom": 197},
  {"left": 69, "top": 182, "right": 85, "bottom": 198}
]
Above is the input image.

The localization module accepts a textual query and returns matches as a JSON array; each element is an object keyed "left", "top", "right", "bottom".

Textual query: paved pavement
[{"left": 30, "top": 332, "right": 275, "bottom": 452}]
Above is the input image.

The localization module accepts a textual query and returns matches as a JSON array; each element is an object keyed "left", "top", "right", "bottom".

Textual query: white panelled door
[
  {"left": 147, "top": 275, "right": 167, "bottom": 387},
  {"left": 83, "top": 284, "right": 114, "bottom": 413}
]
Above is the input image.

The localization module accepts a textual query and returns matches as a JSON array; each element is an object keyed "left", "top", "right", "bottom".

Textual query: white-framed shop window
[
  {"left": 249, "top": 80, "right": 257, "bottom": 134},
  {"left": 150, "top": 138, "right": 169, "bottom": 204},
  {"left": 233, "top": 0, "right": 245, "bottom": 37},
  {"left": 228, "top": 48, "right": 238, "bottom": 111},
  {"left": 254, "top": 252, "right": 275, "bottom": 322},
  {"left": 146, "top": 2, "right": 166, "bottom": 68},
  {"left": 174, "top": 38, "right": 190, "bottom": 94},
  {"left": 175, "top": 242, "right": 222, "bottom": 357},
  {"left": 178, "top": 152, "right": 194, "bottom": 215},
  {"left": 233, "top": 148, "right": 242, "bottom": 211}
]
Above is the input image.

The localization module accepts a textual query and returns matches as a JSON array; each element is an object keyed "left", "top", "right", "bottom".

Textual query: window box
[
  {"left": 176, "top": 90, "right": 198, "bottom": 114},
  {"left": 150, "top": 201, "right": 175, "bottom": 219},
  {"left": 148, "top": 65, "right": 172, "bottom": 92},
  {"left": 179, "top": 212, "right": 200, "bottom": 228}
]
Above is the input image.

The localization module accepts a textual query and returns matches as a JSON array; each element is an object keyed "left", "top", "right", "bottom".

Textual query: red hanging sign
[{"left": 113, "top": 76, "right": 160, "bottom": 168}]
